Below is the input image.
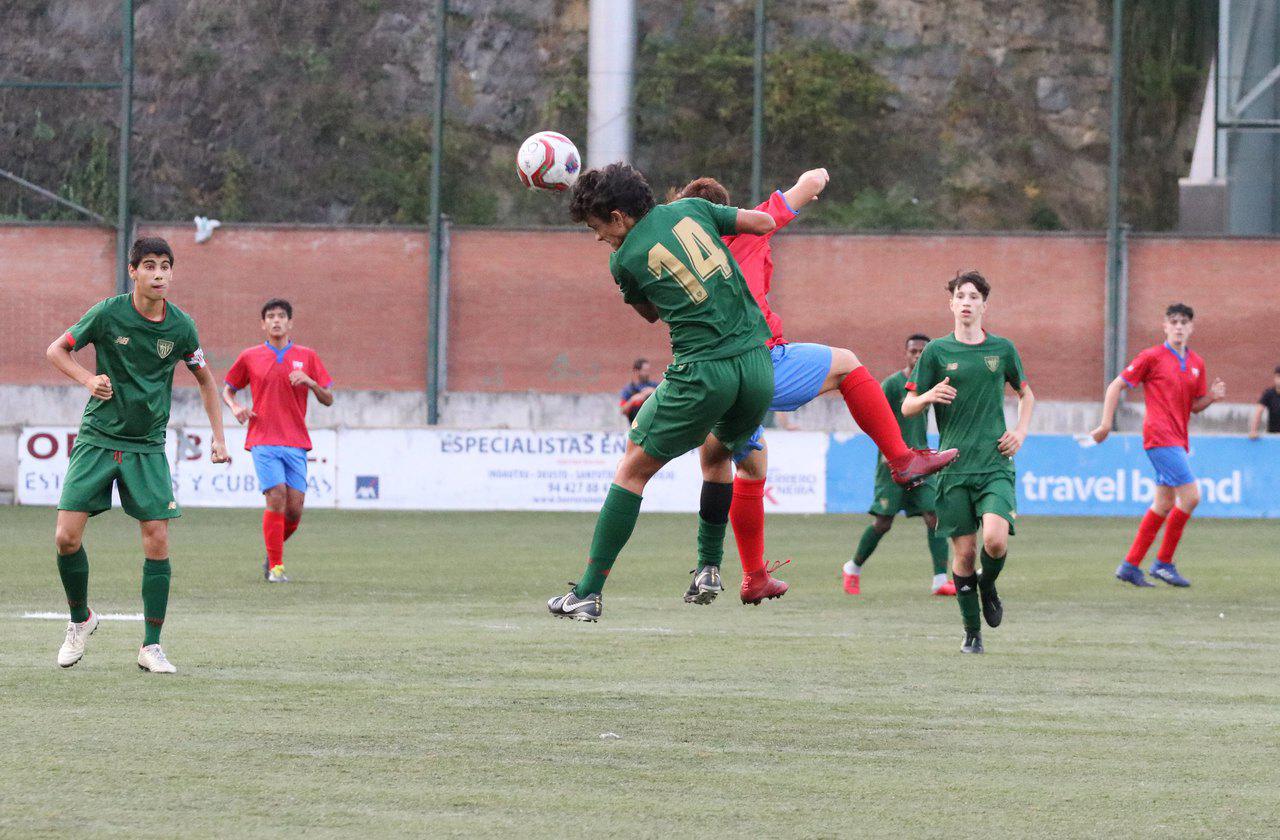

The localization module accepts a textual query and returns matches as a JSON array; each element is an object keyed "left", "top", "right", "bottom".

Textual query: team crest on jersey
[
  {"left": 946, "top": 362, "right": 959, "bottom": 371},
  {"left": 157, "top": 339, "right": 174, "bottom": 358},
  {"left": 292, "top": 361, "right": 305, "bottom": 370},
  {"left": 1191, "top": 367, "right": 1199, "bottom": 377},
  {"left": 985, "top": 355, "right": 1000, "bottom": 372}
]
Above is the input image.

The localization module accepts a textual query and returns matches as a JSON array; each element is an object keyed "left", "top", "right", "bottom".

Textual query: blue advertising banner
[{"left": 826, "top": 433, "right": 1280, "bottom": 519}]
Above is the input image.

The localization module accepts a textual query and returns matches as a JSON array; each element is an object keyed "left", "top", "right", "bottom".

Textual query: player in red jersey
[
  {"left": 1090, "top": 303, "right": 1225, "bottom": 587},
  {"left": 676, "top": 169, "right": 958, "bottom": 606},
  {"left": 222, "top": 299, "right": 333, "bottom": 582}
]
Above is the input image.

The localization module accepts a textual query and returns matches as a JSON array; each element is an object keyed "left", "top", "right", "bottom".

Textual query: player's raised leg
[
  {"left": 54, "top": 510, "right": 98, "bottom": 668},
  {"left": 818, "top": 347, "right": 958, "bottom": 486}
]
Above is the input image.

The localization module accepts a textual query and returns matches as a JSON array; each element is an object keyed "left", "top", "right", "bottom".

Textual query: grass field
[{"left": 1, "top": 505, "right": 1277, "bottom": 838}]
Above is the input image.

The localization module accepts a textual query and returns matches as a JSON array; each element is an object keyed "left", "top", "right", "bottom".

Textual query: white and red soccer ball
[{"left": 516, "top": 131, "right": 581, "bottom": 192}]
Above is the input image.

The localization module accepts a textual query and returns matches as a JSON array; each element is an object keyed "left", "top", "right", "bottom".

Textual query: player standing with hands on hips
[{"left": 47, "top": 237, "right": 230, "bottom": 674}]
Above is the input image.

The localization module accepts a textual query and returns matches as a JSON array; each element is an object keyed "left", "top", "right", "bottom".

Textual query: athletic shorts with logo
[
  {"left": 58, "top": 441, "right": 179, "bottom": 521},
  {"left": 630, "top": 345, "right": 774, "bottom": 461},
  {"left": 934, "top": 471, "right": 1016, "bottom": 538},
  {"left": 869, "top": 462, "right": 938, "bottom": 518}
]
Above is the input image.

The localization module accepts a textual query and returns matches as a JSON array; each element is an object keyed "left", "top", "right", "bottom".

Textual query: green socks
[
  {"left": 979, "top": 548, "right": 1006, "bottom": 589},
  {"left": 927, "top": 527, "right": 949, "bottom": 577},
  {"left": 696, "top": 480, "right": 734, "bottom": 569},
  {"left": 954, "top": 573, "right": 981, "bottom": 632},
  {"left": 696, "top": 518, "right": 727, "bottom": 568},
  {"left": 853, "top": 525, "right": 884, "bottom": 567},
  {"left": 576, "top": 485, "right": 643, "bottom": 596},
  {"left": 57, "top": 547, "right": 90, "bottom": 624},
  {"left": 142, "top": 558, "right": 171, "bottom": 646}
]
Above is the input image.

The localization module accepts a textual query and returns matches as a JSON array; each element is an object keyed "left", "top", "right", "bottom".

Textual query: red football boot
[
  {"left": 931, "top": 579, "right": 957, "bottom": 596},
  {"left": 741, "top": 559, "right": 790, "bottom": 605},
  {"left": 842, "top": 570, "right": 861, "bottom": 595},
  {"left": 888, "top": 447, "right": 960, "bottom": 488}
]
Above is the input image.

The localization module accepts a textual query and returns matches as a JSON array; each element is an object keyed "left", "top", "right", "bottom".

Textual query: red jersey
[
  {"left": 225, "top": 342, "right": 332, "bottom": 450},
  {"left": 1121, "top": 343, "right": 1207, "bottom": 450},
  {"left": 723, "top": 190, "right": 799, "bottom": 348}
]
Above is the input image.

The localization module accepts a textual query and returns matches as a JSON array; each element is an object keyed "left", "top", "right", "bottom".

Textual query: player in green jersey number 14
[
  {"left": 547, "top": 163, "right": 778, "bottom": 622},
  {"left": 902, "top": 271, "right": 1035, "bottom": 654},
  {"left": 45, "top": 237, "right": 230, "bottom": 674}
]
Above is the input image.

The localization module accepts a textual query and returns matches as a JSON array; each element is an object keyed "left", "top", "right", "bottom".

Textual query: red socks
[
  {"left": 1157, "top": 507, "right": 1191, "bottom": 563},
  {"left": 730, "top": 476, "right": 767, "bottom": 576},
  {"left": 284, "top": 518, "right": 300, "bottom": 542},
  {"left": 263, "top": 510, "right": 285, "bottom": 568},
  {"left": 838, "top": 366, "right": 910, "bottom": 462},
  {"left": 1125, "top": 509, "right": 1166, "bottom": 565}
]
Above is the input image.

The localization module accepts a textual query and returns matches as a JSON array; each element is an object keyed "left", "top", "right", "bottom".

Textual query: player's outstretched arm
[
  {"left": 1089, "top": 376, "right": 1127, "bottom": 443},
  {"left": 191, "top": 365, "right": 230, "bottom": 463},
  {"left": 735, "top": 209, "right": 777, "bottom": 236},
  {"left": 998, "top": 383, "right": 1035, "bottom": 457},
  {"left": 782, "top": 168, "right": 830, "bottom": 212},
  {"left": 46, "top": 334, "right": 112, "bottom": 399},
  {"left": 902, "top": 377, "right": 954, "bottom": 417}
]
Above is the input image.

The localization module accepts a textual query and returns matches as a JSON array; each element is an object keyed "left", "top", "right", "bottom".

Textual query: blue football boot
[
  {"left": 1115, "top": 562, "right": 1154, "bottom": 587},
  {"left": 1149, "top": 561, "right": 1191, "bottom": 587}
]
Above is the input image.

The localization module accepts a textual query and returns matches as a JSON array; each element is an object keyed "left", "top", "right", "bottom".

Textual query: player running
[
  {"left": 903, "top": 271, "right": 1034, "bottom": 654},
  {"left": 223, "top": 298, "right": 334, "bottom": 583},
  {"left": 46, "top": 237, "right": 230, "bottom": 674},
  {"left": 676, "top": 170, "right": 958, "bottom": 607},
  {"left": 547, "top": 162, "right": 778, "bottom": 622},
  {"left": 1089, "top": 303, "right": 1225, "bottom": 588},
  {"left": 843, "top": 334, "right": 954, "bottom": 597}
]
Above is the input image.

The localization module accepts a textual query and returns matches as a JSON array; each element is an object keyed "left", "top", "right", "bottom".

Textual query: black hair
[
  {"left": 129, "top": 237, "right": 174, "bottom": 268},
  {"left": 633, "top": 358, "right": 649, "bottom": 370},
  {"left": 261, "top": 298, "right": 293, "bottom": 320},
  {"left": 947, "top": 270, "right": 990, "bottom": 300},
  {"left": 569, "top": 163, "right": 656, "bottom": 224},
  {"left": 1166, "top": 302, "right": 1194, "bottom": 321},
  {"left": 905, "top": 333, "right": 930, "bottom": 346}
]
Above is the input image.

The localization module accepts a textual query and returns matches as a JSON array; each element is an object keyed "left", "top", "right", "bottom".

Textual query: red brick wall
[{"left": 4, "top": 223, "right": 1278, "bottom": 401}]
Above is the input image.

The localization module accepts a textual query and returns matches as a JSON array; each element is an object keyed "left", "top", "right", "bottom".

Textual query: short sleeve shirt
[
  {"left": 609, "top": 198, "right": 770, "bottom": 364},
  {"left": 225, "top": 342, "right": 331, "bottom": 450},
  {"left": 1258, "top": 387, "right": 1280, "bottom": 434},
  {"left": 907, "top": 332, "right": 1027, "bottom": 475},
  {"left": 723, "top": 190, "right": 800, "bottom": 348},
  {"left": 1120, "top": 344, "right": 1206, "bottom": 450},
  {"left": 65, "top": 294, "right": 206, "bottom": 453}
]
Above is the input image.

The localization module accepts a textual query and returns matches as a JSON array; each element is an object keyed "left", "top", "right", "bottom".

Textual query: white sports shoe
[
  {"left": 57, "top": 611, "right": 100, "bottom": 668},
  {"left": 137, "top": 644, "right": 177, "bottom": 674},
  {"left": 266, "top": 564, "right": 289, "bottom": 583}
]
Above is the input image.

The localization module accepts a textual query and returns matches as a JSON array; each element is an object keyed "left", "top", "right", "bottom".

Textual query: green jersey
[
  {"left": 609, "top": 198, "right": 769, "bottom": 364},
  {"left": 907, "top": 332, "right": 1027, "bottom": 475},
  {"left": 66, "top": 294, "right": 205, "bottom": 453},
  {"left": 883, "top": 369, "right": 927, "bottom": 449}
]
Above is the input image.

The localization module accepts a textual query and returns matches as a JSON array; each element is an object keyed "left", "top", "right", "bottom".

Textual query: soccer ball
[{"left": 516, "top": 131, "right": 581, "bottom": 192}]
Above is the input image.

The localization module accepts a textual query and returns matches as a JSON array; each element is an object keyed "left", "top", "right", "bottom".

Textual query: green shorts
[
  {"left": 934, "top": 471, "right": 1016, "bottom": 538},
  {"left": 59, "top": 442, "right": 180, "bottom": 521},
  {"left": 869, "top": 463, "right": 937, "bottom": 518},
  {"left": 630, "top": 346, "right": 774, "bottom": 461}
]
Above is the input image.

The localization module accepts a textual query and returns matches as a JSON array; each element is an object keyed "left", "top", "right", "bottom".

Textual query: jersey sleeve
[
  {"left": 1005, "top": 342, "right": 1028, "bottom": 390},
  {"left": 182, "top": 322, "right": 207, "bottom": 370},
  {"left": 906, "top": 343, "right": 939, "bottom": 393},
  {"left": 611, "top": 258, "right": 649, "bottom": 306},
  {"left": 1120, "top": 350, "right": 1151, "bottom": 387},
  {"left": 65, "top": 301, "right": 104, "bottom": 350},
  {"left": 702, "top": 199, "right": 741, "bottom": 237},
  {"left": 757, "top": 191, "right": 800, "bottom": 234},
  {"left": 1262, "top": 390, "right": 1273, "bottom": 407},
  {"left": 224, "top": 351, "right": 250, "bottom": 391},
  {"left": 310, "top": 352, "right": 333, "bottom": 388}
]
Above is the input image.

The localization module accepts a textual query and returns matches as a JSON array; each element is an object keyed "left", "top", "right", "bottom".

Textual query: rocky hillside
[{"left": 0, "top": 0, "right": 1211, "bottom": 230}]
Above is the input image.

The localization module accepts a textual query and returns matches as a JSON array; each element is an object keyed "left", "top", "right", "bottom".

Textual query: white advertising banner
[
  {"left": 16, "top": 426, "right": 337, "bottom": 509},
  {"left": 335, "top": 429, "right": 828, "bottom": 513}
]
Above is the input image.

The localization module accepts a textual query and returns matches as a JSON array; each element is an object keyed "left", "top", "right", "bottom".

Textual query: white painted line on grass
[{"left": 22, "top": 612, "right": 144, "bottom": 621}]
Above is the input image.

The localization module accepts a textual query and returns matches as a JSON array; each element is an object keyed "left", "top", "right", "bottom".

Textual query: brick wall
[{"left": 3, "top": 223, "right": 1277, "bottom": 401}]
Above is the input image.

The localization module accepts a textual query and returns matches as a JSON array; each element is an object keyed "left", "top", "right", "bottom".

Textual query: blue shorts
[
  {"left": 251, "top": 445, "right": 309, "bottom": 493},
  {"left": 1146, "top": 446, "right": 1195, "bottom": 487},
  {"left": 769, "top": 342, "right": 833, "bottom": 412},
  {"left": 731, "top": 342, "right": 833, "bottom": 463}
]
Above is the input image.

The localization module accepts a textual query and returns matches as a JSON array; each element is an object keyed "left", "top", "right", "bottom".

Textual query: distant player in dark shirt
[
  {"left": 619, "top": 358, "right": 659, "bottom": 422},
  {"left": 1248, "top": 365, "right": 1280, "bottom": 439}
]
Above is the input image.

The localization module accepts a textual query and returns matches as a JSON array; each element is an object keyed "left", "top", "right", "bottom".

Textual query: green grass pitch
[{"left": 1, "top": 506, "right": 1277, "bottom": 838}]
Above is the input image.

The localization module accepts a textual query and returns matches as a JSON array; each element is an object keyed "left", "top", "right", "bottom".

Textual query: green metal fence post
[
  {"left": 426, "top": 0, "right": 449, "bottom": 425},
  {"left": 1104, "top": 0, "right": 1125, "bottom": 392},
  {"left": 115, "top": 0, "right": 134, "bottom": 293},
  {"left": 750, "top": 0, "right": 765, "bottom": 206}
]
